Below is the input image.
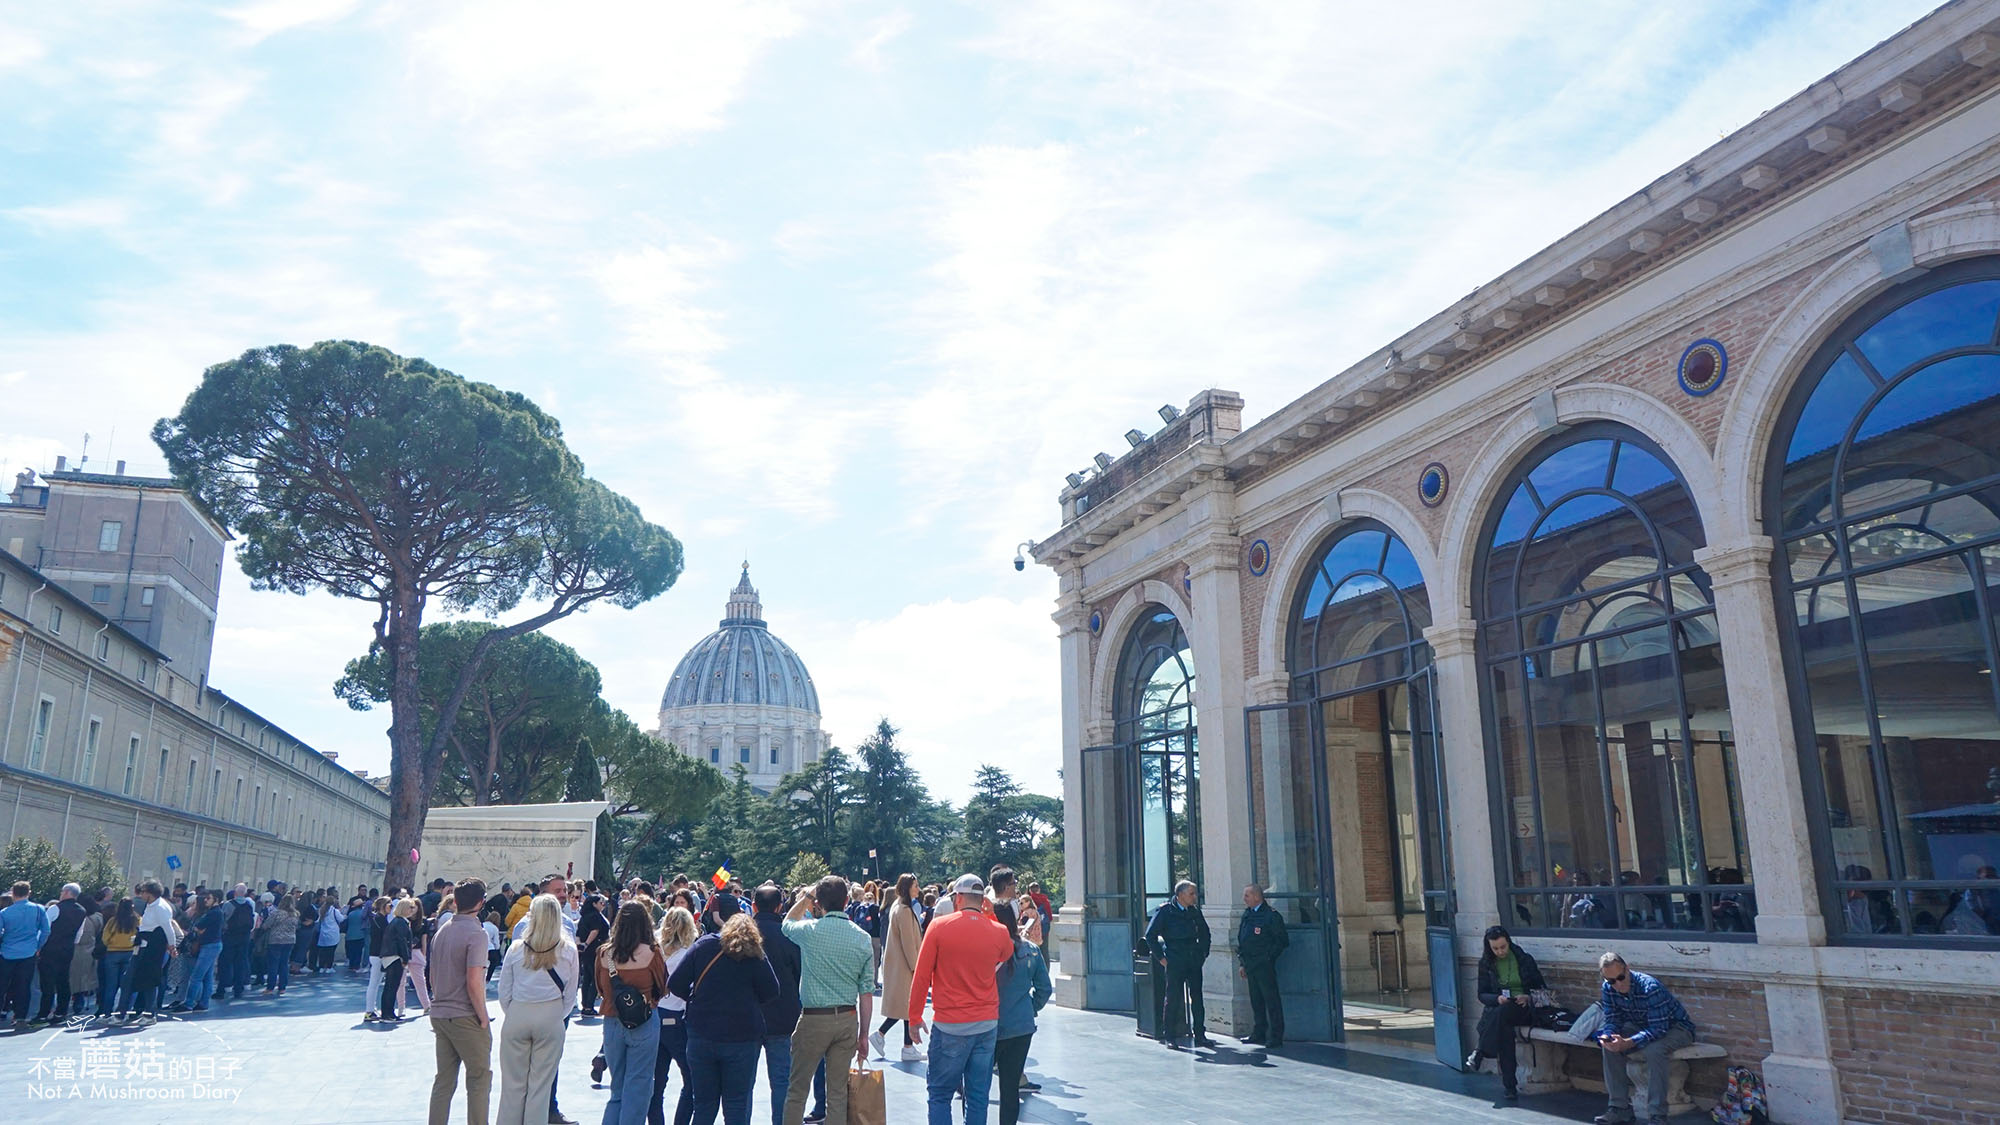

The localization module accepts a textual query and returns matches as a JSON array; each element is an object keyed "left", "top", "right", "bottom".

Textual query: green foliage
[
  {"left": 947, "top": 764, "right": 1061, "bottom": 880},
  {"left": 153, "top": 340, "right": 683, "bottom": 888},
  {"left": 566, "top": 737, "right": 604, "bottom": 802},
  {"left": 844, "top": 719, "right": 928, "bottom": 879},
  {"left": 2, "top": 836, "right": 77, "bottom": 902},
  {"left": 337, "top": 622, "right": 608, "bottom": 806},
  {"left": 77, "top": 829, "right": 123, "bottom": 896},
  {"left": 784, "top": 851, "right": 831, "bottom": 889}
]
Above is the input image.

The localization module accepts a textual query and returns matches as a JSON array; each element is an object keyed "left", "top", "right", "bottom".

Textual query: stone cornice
[{"left": 1033, "top": 443, "right": 1227, "bottom": 566}]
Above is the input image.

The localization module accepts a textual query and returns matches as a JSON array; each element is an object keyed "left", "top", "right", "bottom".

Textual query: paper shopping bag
[{"left": 848, "top": 1061, "right": 887, "bottom": 1125}]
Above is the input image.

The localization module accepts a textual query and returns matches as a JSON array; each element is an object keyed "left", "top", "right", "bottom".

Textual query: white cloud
[
  {"left": 221, "top": 0, "right": 362, "bottom": 43},
  {"left": 594, "top": 242, "right": 737, "bottom": 386},
  {"left": 3, "top": 199, "right": 133, "bottom": 232},
  {"left": 406, "top": 0, "right": 805, "bottom": 158},
  {"left": 850, "top": 9, "right": 912, "bottom": 72}
]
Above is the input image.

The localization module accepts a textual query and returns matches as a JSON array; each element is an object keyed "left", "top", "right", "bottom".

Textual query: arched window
[
  {"left": 1770, "top": 260, "right": 2000, "bottom": 942},
  {"left": 1479, "top": 426, "right": 1753, "bottom": 935},
  {"left": 1290, "top": 520, "right": 1432, "bottom": 699},
  {"left": 1112, "top": 608, "right": 1200, "bottom": 913},
  {"left": 1116, "top": 609, "right": 1196, "bottom": 744}
]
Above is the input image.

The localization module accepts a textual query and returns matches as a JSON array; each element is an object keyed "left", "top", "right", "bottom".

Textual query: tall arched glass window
[
  {"left": 1479, "top": 426, "right": 1753, "bottom": 935},
  {"left": 1112, "top": 609, "right": 1200, "bottom": 915},
  {"left": 1771, "top": 260, "right": 2000, "bottom": 942},
  {"left": 1290, "top": 521, "right": 1433, "bottom": 698}
]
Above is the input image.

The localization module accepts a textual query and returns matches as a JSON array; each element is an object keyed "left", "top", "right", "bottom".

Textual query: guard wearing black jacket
[
  {"left": 1235, "top": 884, "right": 1290, "bottom": 1049},
  {"left": 1468, "top": 925, "right": 1548, "bottom": 1102},
  {"left": 1142, "top": 880, "right": 1213, "bottom": 1049}
]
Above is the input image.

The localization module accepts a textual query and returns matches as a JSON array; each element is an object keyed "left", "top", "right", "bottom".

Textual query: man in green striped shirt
[{"left": 781, "top": 877, "right": 876, "bottom": 1125}]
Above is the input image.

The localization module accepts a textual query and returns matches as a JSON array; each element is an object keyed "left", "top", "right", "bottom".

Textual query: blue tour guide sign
[{"left": 165, "top": 855, "right": 182, "bottom": 870}]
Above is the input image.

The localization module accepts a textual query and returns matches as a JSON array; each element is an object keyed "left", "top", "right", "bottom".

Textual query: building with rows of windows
[
  {"left": 656, "top": 565, "right": 829, "bottom": 790},
  {"left": 0, "top": 465, "right": 389, "bottom": 890},
  {"left": 1034, "top": 5, "right": 2000, "bottom": 1122}
]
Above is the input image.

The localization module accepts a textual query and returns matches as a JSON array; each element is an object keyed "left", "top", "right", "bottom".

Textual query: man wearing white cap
[{"left": 908, "top": 874, "right": 1015, "bottom": 1125}]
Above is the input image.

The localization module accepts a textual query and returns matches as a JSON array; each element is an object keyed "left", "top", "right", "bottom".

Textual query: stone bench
[{"left": 1501, "top": 1026, "right": 1726, "bottom": 1115}]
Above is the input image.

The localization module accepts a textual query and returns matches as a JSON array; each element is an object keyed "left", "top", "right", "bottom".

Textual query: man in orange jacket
[{"left": 908, "top": 873, "right": 1015, "bottom": 1125}]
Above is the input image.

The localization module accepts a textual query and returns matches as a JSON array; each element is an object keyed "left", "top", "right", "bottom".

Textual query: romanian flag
[{"left": 710, "top": 857, "right": 733, "bottom": 891}]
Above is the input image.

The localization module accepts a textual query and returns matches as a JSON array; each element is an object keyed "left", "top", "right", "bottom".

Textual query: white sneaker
[
  {"left": 900, "top": 1045, "right": 924, "bottom": 1063},
  {"left": 868, "top": 1030, "right": 886, "bottom": 1058}
]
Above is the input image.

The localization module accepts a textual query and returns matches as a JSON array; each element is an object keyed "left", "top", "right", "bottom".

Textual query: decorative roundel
[
  {"left": 1418, "top": 462, "right": 1449, "bottom": 508},
  {"left": 1246, "top": 539, "right": 1271, "bottom": 577},
  {"left": 1181, "top": 565, "right": 1193, "bottom": 595},
  {"left": 1089, "top": 611, "right": 1102, "bottom": 635},
  {"left": 1677, "top": 338, "right": 1727, "bottom": 397}
]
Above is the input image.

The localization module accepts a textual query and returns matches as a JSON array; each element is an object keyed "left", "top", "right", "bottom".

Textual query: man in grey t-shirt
[{"left": 428, "top": 881, "right": 493, "bottom": 1125}]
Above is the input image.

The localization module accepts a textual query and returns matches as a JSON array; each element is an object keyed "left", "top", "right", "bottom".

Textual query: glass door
[
  {"left": 1081, "top": 742, "right": 1136, "bottom": 1012},
  {"left": 1408, "top": 667, "right": 1463, "bottom": 1067},
  {"left": 1246, "top": 701, "right": 1338, "bottom": 1042}
]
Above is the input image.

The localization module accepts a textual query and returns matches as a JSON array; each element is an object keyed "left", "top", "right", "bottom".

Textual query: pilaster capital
[
  {"left": 1084, "top": 719, "right": 1114, "bottom": 745},
  {"left": 1185, "top": 532, "right": 1243, "bottom": 580},
  {"left": 1694, "top": 536, "right": 1778, "bottom": 590},
  {"left": 1053, "top": 591, "right": 1091, "bottom": 636},
  {"left": 1247, "top": 672, "right": 1289, "bottom": 706},
  {"left": 1423, "top": 619, "right": 1480, "bottom": 660}
]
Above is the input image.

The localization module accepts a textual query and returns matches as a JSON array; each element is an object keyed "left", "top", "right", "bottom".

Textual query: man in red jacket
[{"left": 908, "top": 873, "right": 1015, "bottom": 1125}]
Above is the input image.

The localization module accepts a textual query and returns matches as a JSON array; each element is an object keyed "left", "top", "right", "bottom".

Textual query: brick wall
[{"left": 1825, "top": 986, "right": 2000, "bottom": 1125}]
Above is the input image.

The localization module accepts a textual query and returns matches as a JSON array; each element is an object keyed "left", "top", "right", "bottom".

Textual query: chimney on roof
[
  {"left": 54, "top": 456, "right": 66, "bottom": 472},
  {"left": 115, "top": 460, "right": 126, "bottom": 475}
]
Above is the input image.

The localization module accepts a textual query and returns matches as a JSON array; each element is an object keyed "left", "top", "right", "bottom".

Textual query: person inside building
[
  {"left": 1466, "top": 925, "right": 1547, "bottom": 1103},
  {"left": 1234, "top": 883, "right": 1289, "bottom": 1051},
  {"left": 1594, "top": 951, "right": 1698, "bottom": 1125},
  {"left": 1141, "top": 880, "right": 1212, "bottom": 1050}
]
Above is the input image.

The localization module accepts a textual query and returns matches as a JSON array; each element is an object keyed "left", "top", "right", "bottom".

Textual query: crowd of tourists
[{"left": 0, "top": 863, "right": 1053, "bottom": 1125}]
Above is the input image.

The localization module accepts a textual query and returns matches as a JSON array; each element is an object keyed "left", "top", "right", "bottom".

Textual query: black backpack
[{"left": 605, "top": 946, "right": 655, "bottom": 1029}]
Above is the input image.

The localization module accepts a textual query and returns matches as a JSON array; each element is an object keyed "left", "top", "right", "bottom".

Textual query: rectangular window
[
  {"left": 98, "top": 521, "right": 122, "bottom": 551},
  {"left": 95, "top": 633, "right": 110, "bottom": 661},
  {"left": 769, "top": 746, "right": 779, "bottom": 765},
  {"left": 156, "top": 747, "right": 169, "bottom": 802},
  {"left": 80, "top": 718, "right": 101, "bottom": 784},
  {"left": 253, "top": 785, "right": 262, "bottom": 828},
  {"left": 123, "top": 735, "right": 139, "bottom": 795},
  {"left": 48, "top": 605, "right": 62, "bottom": 635},
  {"left": 27, "top": 699, "right": 53, "bottom": 770},
  {"left": 90, "top": 584, "right": 111, "bottom": 603},
  {"left": 738, "top": 746, "right": 751, "bottom": 764},
  {"left": 709, "top": 747, "right": 720, "bottom": 763},
  {"left": 232, "top": 777, "right": 243, "bottom": 821},
  {"left": 137, "top": 661, "right": 149, "bottom": 686},
  {"left": 185, "top": 759, "right": 197, "bottom": 806},
  {"left": 140, "top": 586, "right": 155, "bottom": 607},
  {"left": 210, "top": 767, "right": 221, "bottom": 815}
]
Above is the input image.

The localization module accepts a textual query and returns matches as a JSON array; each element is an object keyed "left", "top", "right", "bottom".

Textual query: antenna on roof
[{"left": 79, "top": 432, "right": 91, "bottom": 469}]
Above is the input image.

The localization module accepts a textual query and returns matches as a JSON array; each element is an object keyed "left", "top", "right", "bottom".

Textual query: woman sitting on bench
[{"left": 1466, "top": 925, "right": 1548, "bottom": 1103}]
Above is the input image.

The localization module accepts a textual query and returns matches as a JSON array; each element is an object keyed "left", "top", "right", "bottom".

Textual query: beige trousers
[
  {"left": 785, "top": 1010, "right": 858, "bottom": 1125},
  {"left": 431, "top": 1014, "right": 494, "bottom": 1125},
  {"left": 495, "top": 999, "right": 568, "bottom": 1125}
]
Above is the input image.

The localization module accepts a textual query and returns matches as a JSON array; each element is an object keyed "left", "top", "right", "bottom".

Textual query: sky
[{"left": 0, "top": 0, "right": 1943, "bottom": 802}]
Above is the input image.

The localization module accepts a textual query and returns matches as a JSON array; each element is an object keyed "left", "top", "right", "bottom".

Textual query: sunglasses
[{"left": 1606, "top": 971, "right": 1630, "bottom": 985}]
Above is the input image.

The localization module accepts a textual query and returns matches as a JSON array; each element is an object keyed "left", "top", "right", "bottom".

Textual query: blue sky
[{"left": 0, "top": 0, "right": 1941, "bottom": 800}]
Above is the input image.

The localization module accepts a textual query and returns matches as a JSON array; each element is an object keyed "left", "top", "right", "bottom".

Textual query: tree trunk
[
  {"left": 383, "top": 585, "right": 428, "bottom": 890},
  {"left": 478, "top": 722, "right": 501, "bottom": 807}
]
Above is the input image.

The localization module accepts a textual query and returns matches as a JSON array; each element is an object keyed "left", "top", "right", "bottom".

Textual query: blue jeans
[
  {"left": 99, "top": 952, "right": 133, "bottom": 1013},
  {"left": 187, "top": 944, "right": 222, "bottom": 1009},
  {"left": 603, "top": 1015, "right": 661, "bottom": 1125},
  {"left": 759, "top": 1033, "right": 791, "bottom": 1125},
  {"left": 927, "top": 1028, "right": 997, "bottom": 1125},
  {"left": 263, "top": 945, "right": 291, "bottom": 992},
  {"left": 220, "top": 938, "right": 251, "bottom": 997},
  {"left": 650, "top": 1016, "right": 693, "bottom": 1125},
  {"left": 347, "top": 937, "right": 366, "bottom": 970},
  {"left": 686, "top": 1036, "right": 760, "bottom": 1125}
]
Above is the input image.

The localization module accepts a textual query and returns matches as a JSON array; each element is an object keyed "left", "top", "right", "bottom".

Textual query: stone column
[
  {"left": 1694, "top": 537, "right": 1841, "bottom": 1122},
  {"left": 1424, "top": 618, "right": 1500, "bottom": 1058},
  {"left": 1186, "top": 530, "right": 1254, "bottom": 1036},
  {"left": 1051, "top": 577, "right": 1095, "bottom": 1001}
]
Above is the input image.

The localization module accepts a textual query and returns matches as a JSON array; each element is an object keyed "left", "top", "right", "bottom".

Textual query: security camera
[
  {"left": 1014, "top": 554, "right": 1026, "bottom": 572},
  {"left": 1013, "top": 541, "right": 1034, "bottom": 572}
]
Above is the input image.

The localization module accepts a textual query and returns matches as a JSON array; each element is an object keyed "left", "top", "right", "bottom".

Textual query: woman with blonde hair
[
  {"left": 667, "top": 912, "right": 777, "bottom": 1125},
  {"left": 649, "top": 906, "right": 700, "bottom": 1125},
  {"left": 375, "top": 896, "right": 417, "bottom": 1022},
  {"left": 495, "top": 894, "right": 579, "bottom": 1125}
]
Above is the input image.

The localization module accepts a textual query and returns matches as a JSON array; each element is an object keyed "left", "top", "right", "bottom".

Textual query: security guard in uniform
[
  {"left": 1235, "top": 883, "right": 1290, "bottom": 1049},
  {"left": 1143, "top": 880, "right": 1214, "bottom": 1049}
]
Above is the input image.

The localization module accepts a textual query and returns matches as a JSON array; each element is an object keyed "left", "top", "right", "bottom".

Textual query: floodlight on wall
[
  {"left": 1094, "top": 452, "right": 1115, "bottom": 470},
  {"left": 1065, "top": 472, "right": 1085, "bottom": 490},
  {"left": 1158, "top": 404, "right": 1180, "bottom": 423},
  {"left": 1124, "top": 428, "right": 1148, "bottom": 448}
]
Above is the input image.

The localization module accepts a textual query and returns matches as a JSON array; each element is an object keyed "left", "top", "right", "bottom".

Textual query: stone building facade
[
  {"left": 0, "top": 468, "right": 388, "bottom": 890},
  {"left": 657, "top": 566, "right": 829, "bottom": 790},
  {"left": 1035, "top": 5, "right": 2000, "bottom": 1123}
]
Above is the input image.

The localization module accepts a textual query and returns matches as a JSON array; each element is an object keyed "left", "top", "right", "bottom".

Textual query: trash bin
[{"left": 1133, "top": 952, "right": 1161, "bottom": 1039}]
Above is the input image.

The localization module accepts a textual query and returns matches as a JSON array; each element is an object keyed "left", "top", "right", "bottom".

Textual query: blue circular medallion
[
  {"left": 1418, "top": 462, "right": 1449, "bottom": 508},
  {"left": 1247, "top": 539, "right": 1271, "bottom": 577},
  {"left": 1677, "top": 338, "right": 1727, "bottom": 396},
  {"left": 1089, "top": 611, "right": 1102, "bottom": 635}
]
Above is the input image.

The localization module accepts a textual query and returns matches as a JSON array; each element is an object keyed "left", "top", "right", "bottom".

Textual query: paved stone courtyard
[{"left": 0, "top": 971, "right": 1635, "bottom": 1123}]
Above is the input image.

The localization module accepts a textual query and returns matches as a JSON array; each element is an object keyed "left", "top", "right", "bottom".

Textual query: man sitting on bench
[{"left": 1592, "top": 951, "right": 1698, "bottom": 1125}]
